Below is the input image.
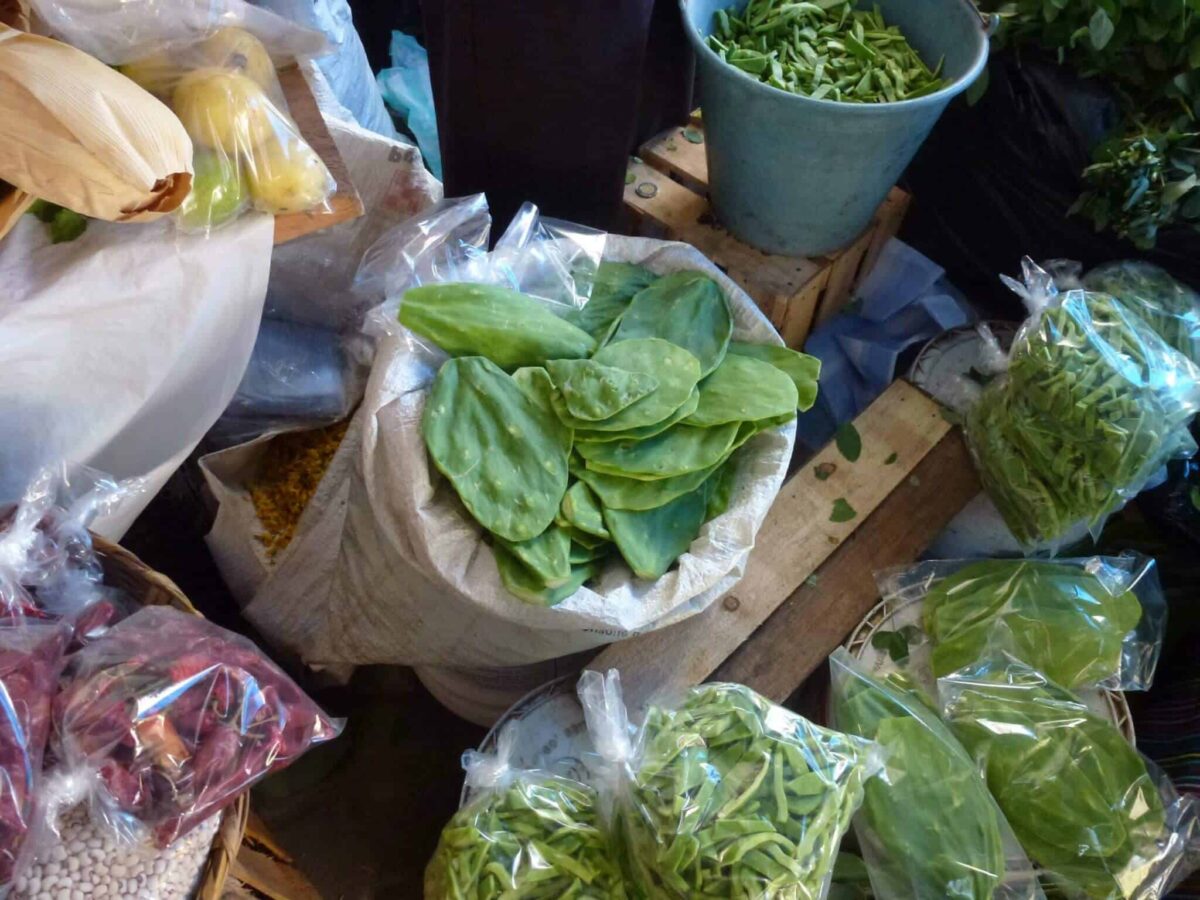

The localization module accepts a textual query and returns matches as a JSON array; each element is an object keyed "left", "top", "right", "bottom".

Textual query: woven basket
[{"left": 92, "top": 535, "right": 249, "bottom": 900}]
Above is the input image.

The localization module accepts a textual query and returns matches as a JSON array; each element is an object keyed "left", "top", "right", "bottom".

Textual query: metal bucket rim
[{"left": 679, "top": 0, "right": 991, "bottom": 113}]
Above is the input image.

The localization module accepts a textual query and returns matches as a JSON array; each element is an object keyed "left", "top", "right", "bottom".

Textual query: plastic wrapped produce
[
  {"left": 45, "top": 607, "right": 342, "bottom": 848},
  {"left": 962, "top": 257, "right": 1200, "bottom": 549},
  {"left": 424, "top": 725, "right": 626, "bottom": 899},
  {"left": 940, "top": 656, "right": 1200, "bottom": 899},
  {"left": 580, "top": 670, "right": 876, "bottom": 899},
  {"left": 0, "top": 622, "right": 71, "bottom": 897},
  {"left": 875, "top": 555, "right": 1167, "bottom": 691},
  {"left": 829, "top": 649, "right": 1042, "bottom": 900},
  {"left": 1082, "top": 261, "right": 1200, "bottom": 364}
]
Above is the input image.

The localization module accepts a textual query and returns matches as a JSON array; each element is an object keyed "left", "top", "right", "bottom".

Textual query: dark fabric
[
  {"left": 422, "top": 0, "right": 692, "bottom": 232},
  {"left": 347, "top": 0, "right": 425, "bottom": 71}
]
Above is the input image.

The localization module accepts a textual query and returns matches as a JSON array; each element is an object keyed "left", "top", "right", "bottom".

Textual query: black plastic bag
[{"left": 903, "top": 50, "right": 1200, "bottom": 317}]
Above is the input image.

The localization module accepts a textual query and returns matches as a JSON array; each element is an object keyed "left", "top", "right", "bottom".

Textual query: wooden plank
[
  {"left": 274, "top": 64, "right": 364, "bottom": 245},
  {"left": 815, "top": 226, "right": 873, "bottom": 327},
  {"left": 713, "top": 430, "right": 979, "bottom": 702},
  {"left": 861, "top": 187, "right": 911, "bottom": 279},
  {"left": 639, "top": 126, "right": 708, "bottom": 193},
  {"left": 586, "top": 380, "right": 952, "bottom": 714}
]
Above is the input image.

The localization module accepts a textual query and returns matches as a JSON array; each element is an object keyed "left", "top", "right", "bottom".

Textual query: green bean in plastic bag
[
  {"left": 1082, "top": 261, "right": 1200, "bottom": 365},
  {"left": 424, "top": 725, "right": 628, "bottom": 899},
  {"left": 963, "top": 257, "right": 1200, "bottom": 549},
  {"left": 829, "top": 649, "right": 1043, "bottom": 900},
  {"left": 940, "top": 656, "right": 1200, "bottom": 900},
  {"left": 579, "top": 669, "right": 877, "bottom": 900}
]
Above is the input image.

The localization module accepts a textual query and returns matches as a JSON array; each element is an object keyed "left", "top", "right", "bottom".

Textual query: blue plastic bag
[{"left": 378, "top": 30, "right": 442, "bottom": 179}]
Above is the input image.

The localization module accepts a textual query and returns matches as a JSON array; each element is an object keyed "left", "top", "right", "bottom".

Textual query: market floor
[{"left": 122, "top": 463, "right": 484, "bottom": 898}]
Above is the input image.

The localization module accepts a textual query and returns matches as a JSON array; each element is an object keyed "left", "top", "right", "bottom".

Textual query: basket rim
[{"left": 91, "top": 534, "right": 250, "bottom": 899}]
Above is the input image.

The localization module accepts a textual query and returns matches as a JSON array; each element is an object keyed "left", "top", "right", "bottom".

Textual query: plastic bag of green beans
[
  {"left": 961, "top": 257, "right": 1200, "bottom": 550},
  {"left": 424, "top": 724, "right": 628, "bottom": 899},
  {"left": 1082, "top": 261, "right": 1200, "bottom": 365},
  {"left": 579, "top": 669, "right": 879, "bottom": 900}
]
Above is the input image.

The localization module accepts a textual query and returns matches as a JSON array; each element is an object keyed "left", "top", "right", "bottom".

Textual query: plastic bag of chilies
[
  {"left": 961, "top": 257, "right": 1200, "bottom": 550},
  {"left": 114, "top": 23, "right": 336, "bottom": 233},
  {"left": 0, "top": 622, "right": 71, "bottom": 898},
  {"left": 43, "top": 606, "right": 343, "bottom": 848},
  {"left": 424, "top": 723, "right": 627, "bottom": 898},
  {"left": 940, "top": 655, "right": 1200, "bottom": 900},
  {"left": 875, "top": 554, "right": 1167, "bottom": 692},
  {"left": 579, "top": 669, "right": 878, "bottom": 900}
]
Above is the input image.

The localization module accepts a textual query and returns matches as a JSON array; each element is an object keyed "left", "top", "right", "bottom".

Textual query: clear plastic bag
[
  {"left": 105, "top": 24, "right": 336, "bottom": 233},
  {"left": 1082, "top": 261, "right": 1200, "bottom": 365},
  {"left": 828, "top": 649, "right": 1044, "bottom": 900},
  {"left": 0, "top": 465, "right": 142, "bottom": 630},
  {"left": 424, "top": 723, "right": 627, "bottom": 899},
  {"left": 580, "top": 669, "right": 877, "bottom": 900},
  {"left": 0, "top": 621, "right": 71, "bottom": 898},
  {"left": 875, "top": 554, "right": 1167, "bottom": 692},
  {"left": 962, "top": 257, "right": 1200, "bottom": 550},
  {"left": 44, "top": 606, "right": 342, "bottom": 848},
  {"left": 355, "top": 193, "right": 606, "bottom": 340},
  {"left": 939, "top": 656, "right": 1200, "bottom": 900}
]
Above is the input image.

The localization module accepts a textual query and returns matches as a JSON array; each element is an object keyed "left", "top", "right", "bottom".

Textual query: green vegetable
[
  {"left": 574, "top": 389, "right": 700, "bottom": 444},
  {"left": 425, "top": 771, "right": 627, "bottom": 899},
  {"left": 612, "top": 271, "right": 733, "bottom": 376},
  {"left": 423, "top": 357, "right": 570, "bottom": 542},
  {"left": 727, "top": 343, "right": 821, "bottom": 412},
  {"left": 830, "top": 649, "right": 1012, "bottom": 900},
  {"left": 494, "top": 543, "right": 598, "bottom": 607},
  {"left": 573, "top": 456, "right": 726, "bottom": 512},
  {"left": 964, "top": 288, "right": 1199, "bottom": 546},
  {"left": 704, "top": 459, "right": 739, "bottom": 520},
  {"left": 1083, "top": 261, "right": 1200, "bottom": 363},
  {"left": 552, "top": 339, "right": 702, "bottom": 433},
  {"left": 707, "top": 0, "right": 944, "bottom": 104},
  {"left": 496, "top": 525, "right": 572, "bottom": 589},
  {"left": 26, "top": 199, "right": 88, "bottom": 243},
  {"left": 943, "top": 659, "right": 1172, "bottom": 900},
  {"left": 684, "top": 354, "right": 799, "bottom": 428},
  {"left": 578, "top": 422, "right": 739, "bottom": 481},
  {"left": 401, "top": 283, "right": 596, "bottom": 368},
  {"left": 921, "top": 559, "right": 1142, "bottom": 688},
  {"left": 621, "top": 682, "right": 872, "bottom": 899},
  {"left": 569, "top": 261, "right": 659, "bottom": 341},
  {"left": 560, "top": 481, "right": 610, "bottom": 539},
  {"left": 602, "top": 481, "right": 711, "bottom": 579},
  {"left": 546, "top": 358, "right": 660, "bottom": 422}
]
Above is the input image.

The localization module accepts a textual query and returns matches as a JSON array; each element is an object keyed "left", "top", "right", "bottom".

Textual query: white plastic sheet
[{"left": 0, "top": 213, "right": 273, "bottom": 537}]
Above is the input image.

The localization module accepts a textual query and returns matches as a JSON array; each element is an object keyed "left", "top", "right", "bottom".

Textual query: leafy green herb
[
  {"left": 707, "top": 0, "right": 944, "bottom": 103},
  {"left": 870, "top": 629, "right": 910, "bottom": 663},
  {"left": 834, "top": 422, "right": 862, "bottom": 462},
  {"left": 883, "top": 452, "right": 897, "bottom": 465},
  {"left": 814, "top": 463, "right": 835, "bottom": 481},
  {"left": 623, "top": 682, "right": 872, "bottom": 898},
  {"left": 830, "top": 497, "right": 857, "bottom": 522}
]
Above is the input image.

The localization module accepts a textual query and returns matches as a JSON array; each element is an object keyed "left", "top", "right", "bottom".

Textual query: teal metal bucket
[{"left": 681, "top": 0, "right": 990, "bottom": 256}]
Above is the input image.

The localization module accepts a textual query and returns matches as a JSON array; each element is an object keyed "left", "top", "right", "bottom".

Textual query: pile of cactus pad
[{"left": 402, "top": 262, "right": 820, "bottom": 604}]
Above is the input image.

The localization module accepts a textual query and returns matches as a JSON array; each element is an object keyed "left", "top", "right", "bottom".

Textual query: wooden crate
[
  {"left": 275, "top": 65, "right": 365, "bottom": 246},
  {"left": 625, "top": 120, "right": 910, "bottom": 349},
  {"left": 588, "top": 380, "right": 980, "bottom": 714}
]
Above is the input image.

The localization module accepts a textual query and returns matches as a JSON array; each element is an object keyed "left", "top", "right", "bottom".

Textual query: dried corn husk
[
  {"left": 0, "top": 0, "right": 28, "bottom": 31},
  {"left": 0, "top": 181, "right": 34, "bottom": 242},
  {"left": 0, "top": 24, "right": 193, "bottom": 224}
]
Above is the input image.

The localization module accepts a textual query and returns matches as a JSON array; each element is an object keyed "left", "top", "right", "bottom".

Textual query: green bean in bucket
[{"left": 707, "top": 0, "right": 945, "bottom": 103}]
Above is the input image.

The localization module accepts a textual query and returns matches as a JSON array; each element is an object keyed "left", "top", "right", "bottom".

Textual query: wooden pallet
[
  {"left": 624, "top": 121, "right": 910, "bottom": 349},
  {"left": 274, "top": 65, "right": 365, "bottom": 246},
  {"left": 587, "top": 380, "right": 979, "bottom": 714}
]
